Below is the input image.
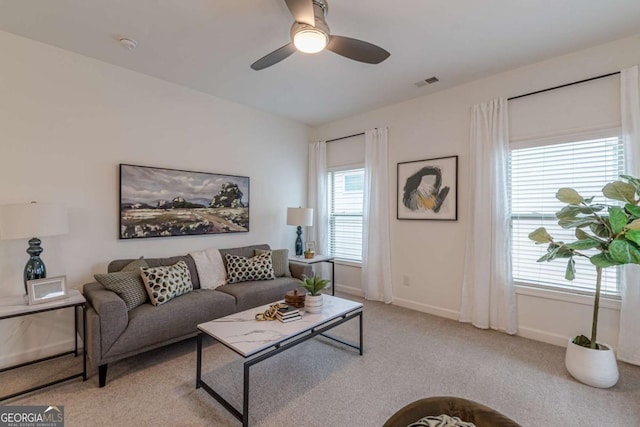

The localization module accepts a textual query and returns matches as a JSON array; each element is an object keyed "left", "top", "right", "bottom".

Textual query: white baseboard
[
  {"left": 335, "top": 284, "right": 364, "bottom": 297},
  {"left": 0, "top": 338, "right": 79, "bottom": 370},
  {"left": 516, "top": 326, "right": 570, "bottom": 348},
  {"left": 392, "top": 297, "right": 460, "bottom": 320}
]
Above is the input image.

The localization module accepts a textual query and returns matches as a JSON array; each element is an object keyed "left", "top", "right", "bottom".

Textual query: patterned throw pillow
[
  {"left": 225, "top": 252, "right": 276, "bottom": 284},
  {"left": 94, "top": 258, "right": 149, "bottom": 311},
  {"left": 140, "top": 260, "right": 193, "bottom": 306},
  {"left": 254, "top": 248, "right": 291, "bottom": 277},
  {"left": 408, "top": 414, "right": 477, "bottom": 427}
]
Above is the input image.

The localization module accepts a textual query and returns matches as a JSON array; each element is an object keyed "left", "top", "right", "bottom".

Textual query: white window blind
[
  {"left": 510, "top": 135, "right": 624, "bottom": 297},
  {"left": 328, "top": 168, "right": 364, "bottom": 262}
]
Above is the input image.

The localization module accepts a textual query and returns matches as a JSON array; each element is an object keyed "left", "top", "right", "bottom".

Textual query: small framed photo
[{"left": 27, "top": 276, "right": 68, "bottom": 305}]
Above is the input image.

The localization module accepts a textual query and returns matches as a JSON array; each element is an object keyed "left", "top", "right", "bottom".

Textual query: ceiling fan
[{"left": 251, "top": 0, "right": 390, "bottom": 70}]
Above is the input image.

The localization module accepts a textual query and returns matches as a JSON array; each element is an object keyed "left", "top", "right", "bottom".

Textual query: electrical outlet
[{"left": 402, "top": 275, "right": 410, "bottom": 286}]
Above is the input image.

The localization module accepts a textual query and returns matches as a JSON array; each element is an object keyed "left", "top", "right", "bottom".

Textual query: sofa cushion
[
  {"left": 94, "top": 259, "right": 149, "bottom": 311},
  {"left": 225, "top": 252, "right": 275, "bottom": 284},
  {"left": 216, "top": 277, "right": 305, "bottom": 311},
  {"left": 255, "top": 249, "right": 291, "bottom": 277},
  {"left": 141, "top": 260, "right": 193, "bottom": 306},
  {"left": 103, "top": 289, "right": 237, "bottom": 359},
  {"left": 108, "top": 255, "right": 201, "bottom": 289}
]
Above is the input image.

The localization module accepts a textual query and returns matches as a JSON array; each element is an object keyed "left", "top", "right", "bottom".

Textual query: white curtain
[
  {"left": 618, "top": 65, "right": 640, "bottom": 365},
  {"left": 361, "top": 128, "right": 393, "bottom": 303},
  {"left": 307, "top": 141, "right": 328, "bottom": 258},
  {"left": 460, "top": 98, "right": 518, "bottom": 334}
]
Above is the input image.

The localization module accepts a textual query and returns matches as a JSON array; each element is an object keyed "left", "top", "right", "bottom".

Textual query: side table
[
  {"left": 0, "top": 289, "right": 87, "bottom": 401},
  {"left": 288, "top": 254, "right": 336, "bottom": 295}
]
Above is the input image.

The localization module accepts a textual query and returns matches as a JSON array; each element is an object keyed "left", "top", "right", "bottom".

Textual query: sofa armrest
[
  {"left": 83, "top": 282, "right": 128, "bottom": 356},
  {"left": 289, "top": 262, "right": 313, "bottom": 280}
]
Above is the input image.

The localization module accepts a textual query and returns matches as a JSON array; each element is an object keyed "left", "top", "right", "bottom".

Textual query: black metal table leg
[
  {"left": 196, "top": 333, "right": 203, "bottom": 389},
  {"left": 331, "top": 260, "right": 335, "bottom": 296},
  {"left": 243, "top": 363, "right": 250, "bottom": 427},
  {"left": 74, "top": 305, "right": 79, "bottom": 356},
  {"left": 359, "top": 311, "right": 363, "bottom": 355},
  {"left": 82, "top": 304, "right": 87, "bottom": 380}
]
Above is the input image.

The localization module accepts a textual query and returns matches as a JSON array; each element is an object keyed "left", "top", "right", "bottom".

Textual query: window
[
  {"left": 510, "top": 134, "right": 624, "bottom": 297},
  {"left": 328, "top": 168, "right": 364, "bottom": 262}
]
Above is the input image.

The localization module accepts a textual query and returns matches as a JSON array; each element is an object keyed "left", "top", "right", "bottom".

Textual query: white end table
[
  {"left": 0, "top": 289, "right": 87, "bottom": 401},
  {"left": 288, "top": 254, "right": 335, "bottom": 295}
]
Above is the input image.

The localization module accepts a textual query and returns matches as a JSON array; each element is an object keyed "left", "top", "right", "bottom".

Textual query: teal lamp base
[
  {"left": 295, "top": 226, "right": 303, "bottom": 256},
  {"left": 24, "top": 237, "right": 46, "bottom": 294}
]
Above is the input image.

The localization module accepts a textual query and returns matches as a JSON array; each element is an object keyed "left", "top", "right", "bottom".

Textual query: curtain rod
[
  {"left": 325, "top": 132, "right": 365, "bottom": 143},
  {"left": 508, "top": 71, "right": 620, "bottom": 101}
]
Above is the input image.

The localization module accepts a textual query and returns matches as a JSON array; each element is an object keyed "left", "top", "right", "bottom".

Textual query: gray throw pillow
[
  {"left": 94, "top": 258, "right": 149, "bottom": 311},
  {"left": 254, "top": 248, "right": 291, "bottom": 277}
]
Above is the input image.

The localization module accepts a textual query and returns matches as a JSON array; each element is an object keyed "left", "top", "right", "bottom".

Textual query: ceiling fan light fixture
[{"left": 293, "top": 28, "right": 328, "bottom": 54}]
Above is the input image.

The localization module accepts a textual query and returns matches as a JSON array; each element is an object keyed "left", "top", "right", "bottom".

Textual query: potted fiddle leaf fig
[
  {"left": 297, "top": 275, "right": 330, "bottom": 314},
  {"left": 528, "top": 174, "right": 640, "bottom": 388}
]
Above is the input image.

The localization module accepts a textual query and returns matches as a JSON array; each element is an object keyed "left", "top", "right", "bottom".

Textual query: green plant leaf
[
  {"left": 590, "top": 253, "right": 619, "bottom": 268},
  {"left": 528, "top": 227, "right": 552, "bottom": 243},
  {"left": 575, "top": 228, "right": 590, "bottom": 240},
  {"left": 589, "top": 222, "right": 610, "bottom": 238},
  {"left": 625, "top": 229, "right": 640, "bottom": 246},
  {"left": 625, "top": 203, "right": 640, "bottom": 218},
  {"left": 558, "top": 217, "right": 598, "bottom": 229},
  {"left": 555, "top": 246, "right": 573, "bottom": 258},
  {"left": 608, "top": 206, "right": 628, "bottom": 235},
  {"left": 556, "top": 188, "right": 584, "bottom": 204},
  {"left": 555, "top": 206, "right": 580, "bottom": 220},
  {"left": 602, "top": 181, "right": 636, "bottom": 203},
  {"left": 608, "top": 239, "right": 640, "bottom": 264},
  {"left": 564, "top": 239, "right": 601, "bottom": 250},
  {"left": 583, "top": 196, "right": 595, "bottom": 204},
  {"left": 620, "top": 174, "right": 640, "bottom": 196},
  {"left": 565, "top": 258, "right": 576, "bottom": 281},
  {"left": 572, "top": 334, "right": 592, "bottom": 347}
]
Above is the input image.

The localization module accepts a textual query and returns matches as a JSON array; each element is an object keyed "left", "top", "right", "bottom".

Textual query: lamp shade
[
  {"left": 286, "top": 207, "right": 313, "bottom": 227},
  {"left": 0, "top": 202, "right": 69, "bottom": 240}
]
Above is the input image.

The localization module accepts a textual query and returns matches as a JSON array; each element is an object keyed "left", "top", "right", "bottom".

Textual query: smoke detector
[{"left": 119, "top": 38, "right": 137, "bottom": 50}]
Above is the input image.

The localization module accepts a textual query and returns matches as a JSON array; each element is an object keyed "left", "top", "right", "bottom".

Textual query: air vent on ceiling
[{"left": 415, "top": 76, "right": 439, "bottom": 87}]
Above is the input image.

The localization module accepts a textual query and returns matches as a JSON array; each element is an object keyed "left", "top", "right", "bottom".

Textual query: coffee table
[{"left": 196, "top": 295, "right": 363, "bottom": 427}]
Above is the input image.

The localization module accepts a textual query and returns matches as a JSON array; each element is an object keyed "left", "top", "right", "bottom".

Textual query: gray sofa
[{"left": 83, "top": 244, "right": 311, "bottom": 387}]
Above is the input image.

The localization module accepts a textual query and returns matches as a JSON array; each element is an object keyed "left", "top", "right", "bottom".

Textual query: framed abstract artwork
[
  {"left": 119, "top": 164, "right": 249, "bottom": 239},
  {"left": 397, "top": 155, "right": 458, "bottom": 221}
]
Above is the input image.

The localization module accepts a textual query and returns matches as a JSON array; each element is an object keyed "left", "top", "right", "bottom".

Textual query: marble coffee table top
[{"left": 198, "top": 295, "right": 362, "bottom": 357}]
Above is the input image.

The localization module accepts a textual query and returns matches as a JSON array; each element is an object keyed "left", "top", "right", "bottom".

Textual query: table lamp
[
  {"left": 286, "top": 207, "right": 313, "bottom": 256},
  {"left": 0, "top": 202, "right": 69, "bottom": 294}
]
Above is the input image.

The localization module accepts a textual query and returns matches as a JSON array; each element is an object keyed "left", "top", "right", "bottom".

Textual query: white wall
[
  {"left": 313, "top": 34, "right": 640, "bottom": 348},
  {"left": 0, "top": 31, "right": 309, "bottom": 368}
]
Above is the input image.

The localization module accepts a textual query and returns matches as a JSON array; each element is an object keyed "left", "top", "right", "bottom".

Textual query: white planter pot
[
  {"left": 565, "top": 339, "right": 619, "bottom": 388},
  {"left": 304, "top": 294, "right": 323, "bottom": 314}
]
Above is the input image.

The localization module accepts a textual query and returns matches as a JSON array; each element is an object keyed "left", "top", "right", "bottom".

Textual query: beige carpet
[{"left": 3, "top": 296, "right": 640, "bottom": 426}]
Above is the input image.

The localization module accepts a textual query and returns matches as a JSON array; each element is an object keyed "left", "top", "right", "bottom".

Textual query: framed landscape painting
[
  {"left": 119, "top": 164, "right": 249, "bottom": 239},
  {"left": 397, "top": 155, "right": 458, "bottom": 221}
]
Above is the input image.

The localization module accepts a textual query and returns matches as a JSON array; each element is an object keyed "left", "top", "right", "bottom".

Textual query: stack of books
[{"left": 276, "top": 304, "right": 302, "bottom": 323}]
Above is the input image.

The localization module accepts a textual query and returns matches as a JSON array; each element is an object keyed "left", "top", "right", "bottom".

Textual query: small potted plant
[
  {"left": 528, "top": 175, "right": 640, "bottom": 388},
  {"left": 297, "top": 274, "right": 330, "bottom": 313}
]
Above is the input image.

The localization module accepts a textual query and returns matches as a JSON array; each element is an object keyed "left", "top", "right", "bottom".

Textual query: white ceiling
[{"left": 1, "top": 1, "right": 640, "bottom": 126}]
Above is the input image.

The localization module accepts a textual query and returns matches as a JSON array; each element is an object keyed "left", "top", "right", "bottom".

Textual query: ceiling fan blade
[
  {"left": 251, "top": 43, "right": 297, "bottom": 70},
  {"left": 285, "top": 0, "right": 315, "bottom": 26},
  {"left": 327, "top": 35, "right": 390, "bottom": 64}
]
